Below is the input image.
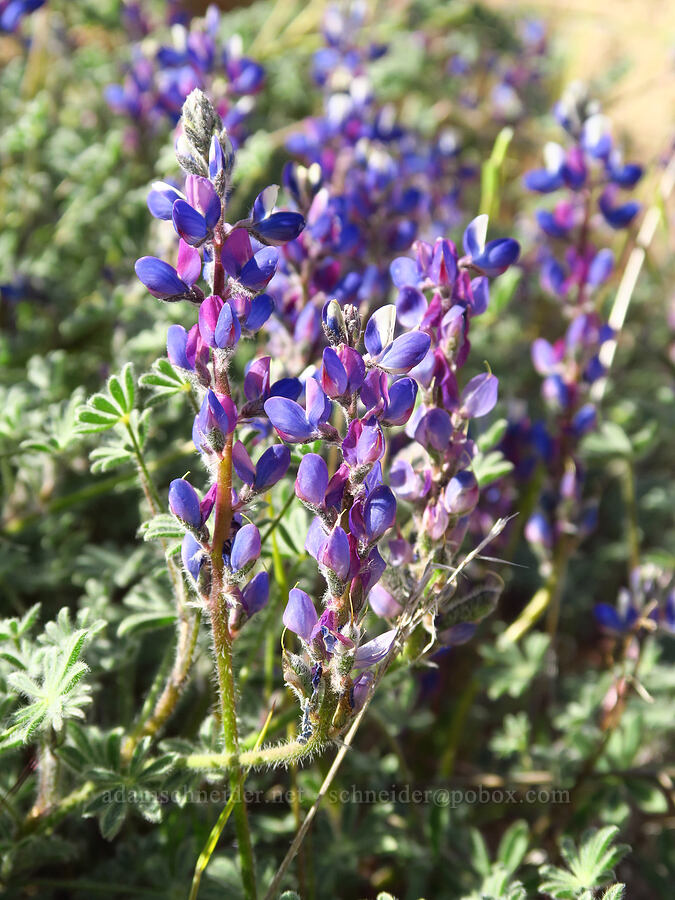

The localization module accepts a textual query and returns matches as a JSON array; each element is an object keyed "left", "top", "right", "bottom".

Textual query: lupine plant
[
  {"left": 106, "top": 3, "right": 265, "bottom": 149},
  {"left": 128, "top": 86, "right": 519, "bottom": 896},
  {"left": 499, "top": 83, "right": 646, "bottom": 642}
]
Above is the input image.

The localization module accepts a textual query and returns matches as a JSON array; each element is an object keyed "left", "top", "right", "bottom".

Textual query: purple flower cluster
[
  {"left": 136, "top": 61, "right": 519, "bottom": 737},
  {"left": 135, "top": 87, "right": 302, "bottom": 636},
  {"left": 261, "top": 5, "right": 485, "bottom": 372},
  {"left": 106, "top": 4, "right": 263, "bottom": 147},
  {"left": 513, "top": 84, "right": 643, "bottom": 558},
  {"left": 280, "top": 215, "right": 519, "bottom": 731}
]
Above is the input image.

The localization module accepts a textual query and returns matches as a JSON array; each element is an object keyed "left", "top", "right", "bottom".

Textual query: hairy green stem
[
  {"left": 27, "top": 738, "right": 58, "bottom": 820},
  {"left": 19, "top": 780, "right": 95, "bottom": 838},
  {"left": 123, "top": 611, "right": 202, "bottom": 759},
  {"left": 208, "top": 597, "right": 257, "bottom": 899},
  {"left": 206, "top": 342, "right": 257, "bottom": 898}
]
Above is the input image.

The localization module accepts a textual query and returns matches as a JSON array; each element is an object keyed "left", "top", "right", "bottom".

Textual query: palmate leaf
[
  {"left": 139, "top": 357, "right": 193, "bottom": 406},
  {"left": 1, "top": 612, "right": 99, "bottom": 746},
  {"left": 463, "top": 867, "right": 527, "bottom": 900},
  {"left": 76, "top": 363, "right": 136, "bottom": 434},
  {"left": 61, "top": 729, "right": 180, "bottom": 840},
  {"left": 462, "top": 821, "right": 529, "bottom": 900},
  {"left": 538, "top": 826, "right": 630, "bottom": 898}
]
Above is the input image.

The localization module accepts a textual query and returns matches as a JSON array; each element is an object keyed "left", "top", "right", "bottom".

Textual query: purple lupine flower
[
  {"left": 381, "top": 377, "right": 418, "bottom": 426},
  {"left": 368, "top": 584, "right": 403, "bottom": 618},
  {"left": 228, "top": 523, "right": 261, "bottom": 572},
  {"left": 199, "top": 295, "right": 241, "bottom": 349},
  {"left": 185, "top": 175, "right": 222, "bottom": 227},
  {"left": 587, "top": 249, "right": 614, "bottom": 286},
  {"left": 414, "top": 408, "right": 453, "bottom": 452},
  {"left": 321, "top": 346, "right": 365, "bottom": 398},
  {"left": 606, "top": 159, "right": 642, "bottom": 188},
  {"left": 252, "top": 444, "right": 291, "bottom": 491},
  {"left": 389, "top": 459, "right": 429, "bottom": 501},
  {"left": 362, "top": 485, "right": 397, "bottom": 542},
  {"left": 295, "top": 453, "right": 329, "bottom": 506},
  {"left": 247, "top": 185, "right": 306, "bottom": 245},
  {"left": 147, "top": 181, "right": 186, "bottom": 219},
  {"left": 318, "top": 526, "right": 351, "bottom": 580},
  {"left": 462, "top": 215, "right": 520, "bottom": 277},
  {"left": 353, "top": 629, "right": 396, "bottom": 668},
  {"left": 524, "top": 512, "right": 553, "bottom": 549},
  {"left": 598, "top": 190, "right": 640, "bottom": 229},
  {"left": 322, "top": 298, "right": 347, "bottom": 345},
  {"left": 265, "top": 380, "right": 331, "bottom": 443},
  {"left": 172, "top": 200, "right": 211, "bottom": 246},
  {"left": 571, "top": 403, "right": 596, "bottom": 436},
  {"left": 364, "top": 305, "right": 431, "bottom": 374},
  {"left": 244, "top": 292, "right": 274, "bottom": 331},
  {"left": 352, "top": 671, "right": 373, "bottom": 710},
  {"left": 169, "top": 478, "right": 202, "bottom": 528},
  {"left": 135, "top": 243, "right": 202, "bottom": 302},
  {"left": 594, "top": 599, "right": 639, "bottom": 634},
  {"left": 395, "top": 285, "right": 428, "bottom": 328},
  {"left": 523, "top": 143, "right": 565, "bottom": 192},
  {"left": 232, "top": 441, "right": 290, "bottom": 491},
  {"left": 241, "top": 571, "right": 269, "bottom": 616},
  {"left": 221, "top": 228, "right": 279, "bottom": 291},
  {"left": 181, "top": 532, "right": 206, "bottom": 581},
  {"left": 232, "top": 440, "right": 257, "bottom": 484},
  {"left": 167, "top": 323, "right": 209, "bottom": 372},
  {"left": 264, "top": 396, "right": 317, "bottom": 442},
  {"left": 193, "top": 390, "right": 237, "bottom": 452},
  {"left": 444, "top": 470, "right": 479, "bottom": 516},
  {"left": 321, "top": 346, "right": 349, "bottom": 398},
  {"left": 342, "top": 419, "right": 385, "bottom": 468},
  {"left": 459, "top": 373, "right": 498, "bottom": 418},
  {"left": 536, "top": 202, "right": 576, "bottom": 239},
  {"left": 422, "top": 501, "right": 449, "bottom": 540},
  {"left": 1, "top": 0, "right": 46, "bottom": 32},
  {"left": 283, "top": 588, "right": 318, "bottom": 641},
  {"left": 378, "top": 332, "right": 432, "bottom": 375},
  {"left": 243, "top": 356, "right": 302, "bottom": 405},
  {"left": 166, "top": 328, "right": 189, "bottom": 369},
  {"left": 531, "top": 338, "right": 562, "bottom": 375}
]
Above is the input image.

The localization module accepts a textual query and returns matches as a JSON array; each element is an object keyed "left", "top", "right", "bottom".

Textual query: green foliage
[
  {"left": 0, "top": 0, "right": 673, "bottom": 897},
  {"left": 1, "top": 608, "right": 103, "bottom": 749},
  {"left": 461, "top": 821, "right": 530, "bottom": 899},
  {"left": 538, "top": 827, "right": 629, "bottom": 899},
  {"left": 480, "top": 633, "right": 550, "bottom": 699},
  {"left": 60, "top": 726, "right": 179, "bottom": 839},
  {"left": 76, "top": 363, "right": 137, "bottom": 434}
]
